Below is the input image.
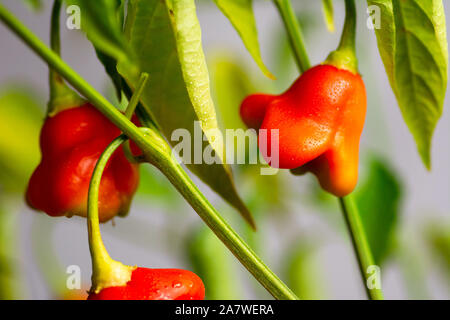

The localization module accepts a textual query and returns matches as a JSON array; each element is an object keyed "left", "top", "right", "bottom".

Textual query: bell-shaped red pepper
[
  {"left": 26, "top": 103, "right": 140, "bottom": 222},
  {"left": 240, "top": 64, "right": 366, "bottom": 197},
  {"left": 87, "top": 267, "right": 205, "bottom": 300}
]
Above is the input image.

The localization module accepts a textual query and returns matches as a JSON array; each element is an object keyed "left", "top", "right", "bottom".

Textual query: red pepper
[
  {"left": 26, "top": 103, "right": 140, "bottom": 222},
  {"left": 87, "top": 267, "right": 205, "bottom": 300},
  {"left": 240, "top": 64, "right": 366, "bottom": 196}
]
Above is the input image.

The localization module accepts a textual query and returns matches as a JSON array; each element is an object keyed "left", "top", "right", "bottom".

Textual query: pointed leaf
[
  {"left": 213, "top": 0, "right": 274, "bottom": 79},
  {"left": 367, "top": 0, "right": 448, "bottom": 169}
]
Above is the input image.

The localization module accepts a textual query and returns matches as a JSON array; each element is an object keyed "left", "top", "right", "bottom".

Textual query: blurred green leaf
[
  {"left": 396, "top": 241, "right": 430, "bottom": 299},
  {"left": 213, "top": 0, "right": 274, "bottom": 79},
  {"left": 211, "top": 57, "right": 254, "bottom": 130},
  {"left": 427, "top": 223, "right": 450, "bottom": 278},
  {"left": 187, "top": 226, "right": 242, "bottom": 300},
  {"left": 0, "top": 201, "right": 20, "bottom": 299},
  {"left": 321, "top": 0, "right": 334, "bottom": 32},
  {"left": 0, "top": 87, "right": 43, "bottom": 193},
  {"left": 31, "top": 215, "right": 65, "bottom": 297},
  {"left": 210, "top": 56, "right": 284, "bottom": 212},
  {"left": 368, "top": 0, "right": 448, "bottom": 169},
  {"left": 119, "top": 0, "right": 254, "bottom": 228},
  {"left": 284, "top": 242, "right": 327, "bottom": 300},
  {"left": 302, "top": 177, "right": 337, "bottom": 210},
  {"left": 355, "top": 156, "right": 402, "bottom": 265},
  {"left": 22, "top": 0, "right": 42, "bottom": 11},
  {"left": 136, "top": 165, "right": 180, "bottom": 209}
]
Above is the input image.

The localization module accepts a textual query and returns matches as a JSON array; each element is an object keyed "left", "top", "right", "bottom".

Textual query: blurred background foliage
[{"left": 0, "top": 0, "right": 448, "bottom": 300}]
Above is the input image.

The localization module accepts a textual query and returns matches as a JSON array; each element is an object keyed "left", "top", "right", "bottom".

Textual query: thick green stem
[
  {"left": 273, "top": 0, "right": 310, "bottom": 73},
  {"left": 325, "top": 0, "right": 358, "bottom": 73},
  {"left": 339, "top": 196, "right": 384, "bottom": 300},
  {"left": 87, "top": 135, "right": 134, "bottom": 293},
  {"left": 145, "top": 141, "right": 298, "bottom": 300},
  {"left": 0, "top": 4, "right": 298, "bottom": 300}
]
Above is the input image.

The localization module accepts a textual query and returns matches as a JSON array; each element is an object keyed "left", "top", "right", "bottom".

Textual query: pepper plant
[{"left": 0, "top": 0, "right": 447, "bottom": 300}]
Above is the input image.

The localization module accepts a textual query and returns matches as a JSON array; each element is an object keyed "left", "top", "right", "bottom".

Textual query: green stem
[
  {"left": 123, "top": 72, "right": 149, "bottom": 164},
  {"left": 337, "top": 0, "right": 356, "bottom": 53},
  {"left": 339, "top": 196, "right": 384, "bottom": 300},
  {"left": 0, "top": 4, "right": 298, "bottom": 300},
  {"left": 124, "top": 72, "right": 149, "bottom": 120},
  {"left": 147, "top": 141, "right": 298, "bottom": 300},
  {"left": 50, "top": 0, "right": 61, "bottom": 56},
  {"left": 325, "top": 0, "right": 358, "bottom": 73},
  {"left": 273, "top": 0, "right": 310, "bottom": 73},
  {"left": 87, "top": 135, "right": 134, "bottom": 293},
  {"left": 48, "top": 0, "right": 82, "bottom": 114}
]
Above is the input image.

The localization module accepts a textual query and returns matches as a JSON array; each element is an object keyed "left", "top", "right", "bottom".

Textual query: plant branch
[
  {"left": 123, "top": 72, "right": 149, "bottom": 164},
  {"left": 87, "top": 135, "right": 134, "bottom": 293},
  {"left": 145, "top": 139, "right": 298, "bottom": 300},
  {"left": 0, "top": 4, "right": 298, "bottom": 300},
  {"left": 273, "top": 0, "right": 310, "bottom": 73},
  {"left": 339, "top": 196, "right": 384, "bottom": 300},
  {"left": 124, "top": 72, "right": 149, "bottom": 120}
]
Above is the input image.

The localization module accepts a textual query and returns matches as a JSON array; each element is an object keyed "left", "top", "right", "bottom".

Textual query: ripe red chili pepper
[
  {"left": 240, "top": 64, "right": 366, "bottom": 197},
  {"left": 87, "top": 267, "right": 205, "bottom": 300},
  {"left": 26, "top": 103, "right": 140, "bottom": 222}
]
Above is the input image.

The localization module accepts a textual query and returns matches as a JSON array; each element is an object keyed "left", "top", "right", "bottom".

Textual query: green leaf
[
  {"left": 187, "top": 226, "right": 242, "bottom": 299},
  {"left": 355, "top": 156, "right": 402, "bottom": 264},
  {"left": 322, "top": 0, "right": 335, "bottom": 32},
  {"left": 119, "top": 0, "right": 254, "bottom": 228},
  {"left": 213, "top": 0, "right": 274, "bottom": 79},
  {"left": 0, "top": 87, "right": 43, "bottom": 193},
  {"left": 368, "top": 0, "right": 448, "bottom": 169},
  {"left": 136, "top": 165, "right": 180, "bottom": 209},
  {"left": 284, "top": 242, "right": 327, "bottom": 300},
  {"left": 210, "top": 56, "right": 283, "bottom": 212},
  {"left": 210, "top": 57, "right": 255, "bottom": 131},
  {"left": 0, "top": 201, "right": 21, "bottom": 299},
  {"left": 22, "top": 0, "right": 42, "bottom": 11},
  {"left": 426, "top": 223, "right": 450, "bottom": 278}
]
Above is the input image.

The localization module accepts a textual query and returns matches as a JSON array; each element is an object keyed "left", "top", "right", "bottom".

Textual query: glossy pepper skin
[
  {"left": 87, "top": 267, "right": 205, "bottom": 300},
  {"left": 240, "top": 64, "right": 366, "bottom": 196},
  {"left": 26, "top": 103, "right": 140, "bottom": 222}
]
